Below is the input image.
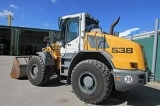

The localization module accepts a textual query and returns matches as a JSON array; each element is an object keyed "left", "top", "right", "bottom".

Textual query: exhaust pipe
[{"left": 109, "top": 17, "right": 120, "bottom": 35}]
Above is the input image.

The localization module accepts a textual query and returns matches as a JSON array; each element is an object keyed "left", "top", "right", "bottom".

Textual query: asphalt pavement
[{"left": 0, "top": 56, "right": 160, "bottom": 106}]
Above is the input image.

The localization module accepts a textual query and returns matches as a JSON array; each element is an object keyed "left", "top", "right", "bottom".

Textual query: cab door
[{"left": 65, "top": 17, "right": 79, "bottom": 53}]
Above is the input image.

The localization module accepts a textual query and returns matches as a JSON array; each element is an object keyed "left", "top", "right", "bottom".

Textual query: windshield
[{"left": 85, "top": 17, "right": 99, "bottom": 31}]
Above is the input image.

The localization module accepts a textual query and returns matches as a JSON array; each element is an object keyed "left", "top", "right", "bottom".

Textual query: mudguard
[{"left": 36, "top": 52, "right": 55, "bottom": 66}]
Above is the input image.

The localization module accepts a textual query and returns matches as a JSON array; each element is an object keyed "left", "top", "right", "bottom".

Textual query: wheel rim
[
  {"left": 30, "top": 64, "right": 38, "bottom": 79},
  {"left": 78, "top": 72, "right": 97, "bottom": 94}
]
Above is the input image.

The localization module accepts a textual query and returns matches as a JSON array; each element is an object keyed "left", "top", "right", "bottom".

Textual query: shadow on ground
[
  {"left": 18, "top": 77, "right": 28, "bottom": 80},
  {"left": 100, "top": 86, "right": 160, "bottom": 106},
  {"left": 16, "top": 75, "right": 160, "bottom": 106},
  {"left": 42, "top": 78, "right": 65, "bottom": 87},
  {"left": 17, "top": 77, "right": 64, "bottom": 87}
]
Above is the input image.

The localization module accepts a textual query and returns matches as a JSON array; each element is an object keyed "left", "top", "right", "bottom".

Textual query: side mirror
[{"left": 49, "top": 32, "right": 58, "bottom": 43}]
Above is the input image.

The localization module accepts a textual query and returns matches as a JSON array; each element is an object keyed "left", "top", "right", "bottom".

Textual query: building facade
[{"left": 0, "top": 25, "right": 60, "bottom": 56}]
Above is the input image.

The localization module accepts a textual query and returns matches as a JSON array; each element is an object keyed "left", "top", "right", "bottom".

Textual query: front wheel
[
  {"left": 71, "top": 59, "right": 113, "bottom": 104},
  {"left": 27, "top": 56, "right": 52, "bottom": 86}
]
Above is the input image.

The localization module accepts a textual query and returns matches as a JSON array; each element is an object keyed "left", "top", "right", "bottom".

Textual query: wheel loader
[{"left": 10, "top": 13, "right": 150, "bottom": 104}]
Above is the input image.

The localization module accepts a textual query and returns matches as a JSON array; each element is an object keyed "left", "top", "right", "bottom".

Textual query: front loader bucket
[{"left": 10, "top": 56, "right": 29, "bottom": 79}]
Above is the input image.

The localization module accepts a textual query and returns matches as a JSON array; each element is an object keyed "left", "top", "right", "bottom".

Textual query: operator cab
[
  {"left": 57, "top": 13, "right": 100, "bottom": 53},
  {"left": 58, "top": 13, "right": 99, "bottom": 33}
]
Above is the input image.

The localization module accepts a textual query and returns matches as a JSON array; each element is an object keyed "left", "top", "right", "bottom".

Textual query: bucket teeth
[{"left": 10, "top": 56, "right": 28, "bottom": 79}]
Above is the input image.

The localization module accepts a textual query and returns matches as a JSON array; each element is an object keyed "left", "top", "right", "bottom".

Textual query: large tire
[
  {"left": 27, "top": 56, "right": 52, "bottom": 86},
  {"left": 71, "top": 59, "right": 113, "bottom": 104}
]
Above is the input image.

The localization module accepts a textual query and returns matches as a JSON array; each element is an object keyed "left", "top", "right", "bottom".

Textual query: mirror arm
[{"left": 48, "top": 42, "right": 55, "bottom": 51}]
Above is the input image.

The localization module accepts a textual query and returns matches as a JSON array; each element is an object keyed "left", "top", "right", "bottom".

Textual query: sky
[{"left": 0, "top": 0, "right": 160, "bottom": 33}]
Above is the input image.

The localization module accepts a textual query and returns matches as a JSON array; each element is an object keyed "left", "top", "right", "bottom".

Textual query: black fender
[
  {"left": 36, "top": 52, "right": 55, "bottom": 66},
  {"left": 67, "top": 50, "right": 114, "bottom": 83}
]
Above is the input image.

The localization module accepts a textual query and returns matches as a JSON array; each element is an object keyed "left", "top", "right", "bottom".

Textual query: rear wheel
[
  {"left": 27, "top": 56, "right": 52, "bottom": 86},
  {"left": 71, "top": 59, "right": 113, "bottom": 104}
]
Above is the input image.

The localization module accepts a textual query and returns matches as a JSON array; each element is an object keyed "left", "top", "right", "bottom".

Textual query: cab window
[{"left": 66, "top": 18, "right": 79, "bottom": 43}]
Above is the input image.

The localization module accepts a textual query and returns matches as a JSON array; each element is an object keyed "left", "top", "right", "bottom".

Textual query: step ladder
[{"left": 60, "top": 53, "right": 73, "bottom": 83}]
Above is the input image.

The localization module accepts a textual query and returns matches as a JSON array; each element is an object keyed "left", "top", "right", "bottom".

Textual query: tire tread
[
  {"left": 27, "top": 56, "right": 52, "bottom": 86},
  {"left": 71, "top": 59, "right": 113, "bottom": 104}
]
